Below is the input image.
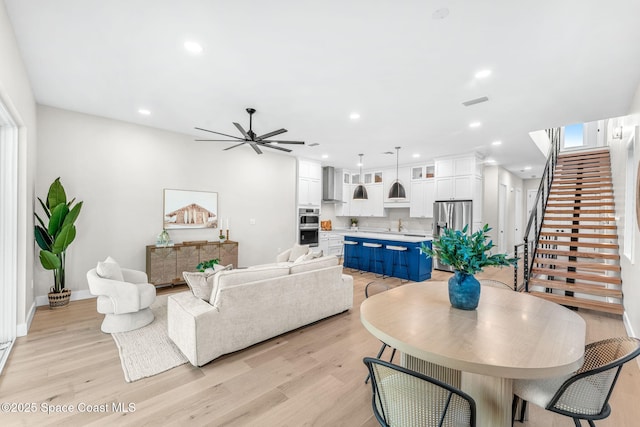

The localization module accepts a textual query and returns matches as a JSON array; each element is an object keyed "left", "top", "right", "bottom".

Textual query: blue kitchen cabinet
[{"left": 343, "top": 235, "right": 432, "bottom": 281}]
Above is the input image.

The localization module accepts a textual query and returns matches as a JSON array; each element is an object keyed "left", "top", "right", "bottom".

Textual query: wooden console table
[{"left": 145, "top": 241, "right": 238, "bottom": 287}]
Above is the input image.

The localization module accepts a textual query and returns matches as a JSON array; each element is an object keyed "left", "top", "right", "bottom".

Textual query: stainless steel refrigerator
[{"left": 432, "top": 200, "right": 473, "bottom": 271}]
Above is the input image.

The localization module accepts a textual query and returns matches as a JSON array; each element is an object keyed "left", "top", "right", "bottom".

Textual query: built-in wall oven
[{"left": 299, "top": 208, "right": 320, "bottom": 247}]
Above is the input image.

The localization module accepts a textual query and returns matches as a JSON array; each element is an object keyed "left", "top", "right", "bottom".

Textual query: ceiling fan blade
[
  {"left": 257, "top": 142, "right": 293, "bottom": 153},
  {"left": 223, "top": 142, "right": 248, "bottom": 151},
  {"left": 249, "top": 141, "right": 263, "bottom": 154},
  {"left": 256, "top": 128, "right": 287, "bottom": 140},
  {"left": 264, "top": 140, "right": 305, "bottom": 145},
  {"left": 233, "top": 122, "right": 251, "bottom": 140},
  {"left": 195, "top": 127, "right": 244, "bottom": 140}
]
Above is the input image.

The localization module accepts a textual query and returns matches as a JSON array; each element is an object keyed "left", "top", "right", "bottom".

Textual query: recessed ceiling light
[
  {"left": 524, "top": 166, "right": 532, "bottom": 170},
  {"left": 486, "top": 158, "right": 496, "bottom": 164},
  {"left": 475, "top": 69, "right": 492, "bottom": 79},
  {"left": 412, "top": 153, "right": 420, "bottom": 158},
  {"left": 138, "top": 109, "right": 151, "bottom": 115},
  {"left": 271, "top": 141, "right": 279, "bottom": 145},
  {"left": 321, "top": 154, "right": 329, "bottom": 159},
  {"left": 184, "top": 41, "right": 203, "bottom": 54},
  {"left": 492, "top": 140, "right": 502, "bottom": 146},
  {"left": 357, "top": 162, "right": 363, "bottom": 167},
  {"left": 349, "top": 112, "right": 361, "bottom": 120},
  {"left": 469, "top": 121, "right": 482, "bottom": 128}
]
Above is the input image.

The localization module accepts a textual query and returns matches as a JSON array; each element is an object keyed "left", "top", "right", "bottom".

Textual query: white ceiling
[{"left": 6, "top": 0, "right": 640, "bottom": 177}]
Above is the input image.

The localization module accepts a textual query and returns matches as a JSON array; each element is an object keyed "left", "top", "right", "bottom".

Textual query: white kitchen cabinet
[
  {"left": 361, "top": 184, "right": 384, "bottom": 217},
  {"left": 298, "top": 159, "right": 321, "bottom": 207},
  {"left": 410, "top": 180, "right": 435, "bottom": 218},
  {"left": 434, "top": 154, "right": 482, "bottom": 201}
]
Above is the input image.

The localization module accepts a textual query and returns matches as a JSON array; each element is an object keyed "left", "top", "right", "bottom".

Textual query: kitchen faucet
[{"left": 398, "top": 218, "right": 402, "bottom": 232}]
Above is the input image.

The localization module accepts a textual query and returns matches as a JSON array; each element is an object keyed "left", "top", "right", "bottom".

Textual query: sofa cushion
[
  {"left": 289, "top": 255, "right": 339, "bottom": 274},
  {"left": 184, "top": 265, "right": 233, "bottom": 302},
  {"left": 210, "top": 265, "right": 290, "bottom": 303},
  {"left": 96, "top": 256, "right": 124, "bottom": 281},
  {"left": 287, "top": 244, "right": 309, "bottom": 262},
  {"left": 183, "top": 271, "right": 215, "bottom": 302}
]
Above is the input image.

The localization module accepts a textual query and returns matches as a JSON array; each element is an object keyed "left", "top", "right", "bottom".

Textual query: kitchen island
[{"left": 343, "top": 232, "right": 432, "bottom": 281}]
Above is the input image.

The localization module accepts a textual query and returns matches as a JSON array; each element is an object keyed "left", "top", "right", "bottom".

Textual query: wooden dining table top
[{"left": 360, "top": 281, "right": 586, "bottom": 379}]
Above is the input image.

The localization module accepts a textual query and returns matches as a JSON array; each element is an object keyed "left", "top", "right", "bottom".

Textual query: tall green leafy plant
[
  {"left": 34, "top": 178, "right": 83, "bottom": 293},
  {"left": 421, "top": 224, "right": 517, "bottom": 275}
]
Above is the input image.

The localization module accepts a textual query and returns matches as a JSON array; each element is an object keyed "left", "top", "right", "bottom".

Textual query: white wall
[
  {"left": 608, "top": 82, "right": 640, "bottom": 338},
  {"left": 0, "top": 0, "right": 37, "bottom": 332},
  {"left": 35, "top": 106, "right": 297, "bottom": 299}
]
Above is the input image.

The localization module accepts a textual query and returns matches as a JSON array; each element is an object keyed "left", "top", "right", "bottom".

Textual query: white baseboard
[
  {"left": 34, "top": 289, "right": 95, "bottom": 307},
  {"left": 16, "top": 300, "right": 36, "bottom": 337},
  {"left": 622, "top": 311, "right": 640, "bottom": 370}
]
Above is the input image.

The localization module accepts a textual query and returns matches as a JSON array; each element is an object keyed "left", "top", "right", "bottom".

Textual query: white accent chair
[{"left": 87, "top": 265, "right": 156, "bottom": 333}]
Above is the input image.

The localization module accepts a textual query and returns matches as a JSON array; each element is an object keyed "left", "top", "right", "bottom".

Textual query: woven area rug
[{"left": 112, "top": 294, "right": 188, "bottom": 382}]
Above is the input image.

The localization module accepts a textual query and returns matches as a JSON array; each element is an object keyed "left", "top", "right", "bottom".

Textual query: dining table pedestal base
[{"left": 404, "top": 355, "right": 512, "bottom": 427}]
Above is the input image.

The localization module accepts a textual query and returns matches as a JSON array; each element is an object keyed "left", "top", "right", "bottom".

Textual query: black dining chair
[
  {"left": 512, "top": 336, "right": 640, "bottom": 427},
  {"left": 363, "top": 357, "right": 476, "bottom": 427},
  {"left": 364, "top": 281, "right": 397, "bottom": 384}
]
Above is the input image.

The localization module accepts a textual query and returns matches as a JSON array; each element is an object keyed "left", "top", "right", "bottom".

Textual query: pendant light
[
  {"left": 388, "top": 146, "right": 406, "bottom": 199},
  {"left": 353, "top": 154, "right": 368, "bottom": 200}
]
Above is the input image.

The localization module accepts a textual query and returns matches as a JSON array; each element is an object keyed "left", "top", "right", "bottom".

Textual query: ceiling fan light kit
[
  {"left": 388, "top": 146, "right": 407, "bottom": 199},
  {"left": 195, "top": 108, "right": 305, "bottom": 154},
  {"left": 353, "top": 153, "right": 368, "bottom": 200}
]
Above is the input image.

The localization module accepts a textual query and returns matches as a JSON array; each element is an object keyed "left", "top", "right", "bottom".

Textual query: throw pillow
[
  {"left": 183, "top": 271, "right": 215, "bottom": 302},
  {"left": 96, "top": 256, "right": 124, "bottom": 281},
  {"left": 303, "top": 250, "right": 323, "bottom": 261},
  {"left": 287, "top": 244, "right": 309, "bottom": 262}
]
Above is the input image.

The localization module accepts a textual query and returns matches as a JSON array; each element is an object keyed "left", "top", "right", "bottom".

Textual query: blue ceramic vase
[{"left": 448, "top": 271, "right": 481, "bottom": 310}]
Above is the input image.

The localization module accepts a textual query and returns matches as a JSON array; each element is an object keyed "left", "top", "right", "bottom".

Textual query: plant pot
[
  {"left": 48, "top": 289, "right": 72, "bottom": 309},
  {"left": 448, "top": 271, "right": 480, "bottom": 310}
]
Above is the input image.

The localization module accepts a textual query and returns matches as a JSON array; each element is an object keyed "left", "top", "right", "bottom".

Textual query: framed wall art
[{"left": 163, "top": 189, "right": 218, "bottom": 229}]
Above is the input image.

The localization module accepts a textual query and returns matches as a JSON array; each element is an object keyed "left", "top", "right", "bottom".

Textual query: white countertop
[{"left": 342, "top": 231, "right": 432, "bottom": 243}]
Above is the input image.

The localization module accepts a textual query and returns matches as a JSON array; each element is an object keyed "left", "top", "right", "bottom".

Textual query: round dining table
[{"left": 360, "top": 281, "right": 586, "bottom": 427}]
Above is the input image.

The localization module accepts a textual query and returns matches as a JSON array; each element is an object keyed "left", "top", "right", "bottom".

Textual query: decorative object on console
[
  {"left": 34, "top": 177, "right": 83, "bottom": 309},
  {"left": 421, "top": 224, "right": 517, "bottom": 310},
  {"left": 388, "top": 146, "right": 407, "bottom": 199},
  {"left": 156, "top": 229, "right": 172, "bottom": 247},
  {"left": 194, "top": 107, "right": 305, "bottom": 154},
  {"left": 353, "top": 154, "right": 368, "bottom": 200},
  {"left": 163, "top": 189, "right": 217, "bottom": 229}
]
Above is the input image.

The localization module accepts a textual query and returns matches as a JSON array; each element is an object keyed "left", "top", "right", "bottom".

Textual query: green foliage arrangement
[
  {"left": 34, "top": 177, "right": 83, "bottom": 293},
  {"left": 421, "top": 224, "right": 517, "bottom": 275},
  {"left": 197, "top": 258, "right": 219, "bottom": 272}
]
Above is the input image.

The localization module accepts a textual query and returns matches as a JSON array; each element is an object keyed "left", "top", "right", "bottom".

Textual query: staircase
[{"left": 528, "top": 148, "right": 623, "bottom": 315}]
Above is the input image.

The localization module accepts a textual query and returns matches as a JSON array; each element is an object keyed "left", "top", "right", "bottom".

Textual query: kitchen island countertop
[{"left": 341, "top": 231, "right": 432, "bottom": 243}]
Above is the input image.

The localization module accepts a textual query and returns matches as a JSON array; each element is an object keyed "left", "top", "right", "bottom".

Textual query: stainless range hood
[{"left": 322, "top": 166, "right": 345, "bottom": 203}]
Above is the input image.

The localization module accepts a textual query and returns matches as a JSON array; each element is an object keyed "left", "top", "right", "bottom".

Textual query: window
[{"left": 563, "top": 123, "right": 584, "bottom": 148}]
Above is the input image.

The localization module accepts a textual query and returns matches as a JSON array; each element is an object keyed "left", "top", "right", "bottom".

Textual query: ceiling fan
[{"left": 195, "top": 108, "right": 305, "bottom": 154}]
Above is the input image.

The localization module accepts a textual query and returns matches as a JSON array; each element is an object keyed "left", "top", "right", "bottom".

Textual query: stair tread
[
  {"left": 550, "top": 184, "right": 614, "bottom": 190},
  {"left": 542, "top": 223, "right": 617, "bottom": 230},
  {"left": 546, "top": 202, "right": 615, "bottom": 207},
  {"left": 538, "top": 239, "right": 619, "bottom": 249},
  {"left": 531, "top": 267, "right": 622, "bottom": 284},
  {"left": 545, "top": 209, "right": 615, "bottom": 215},
  {"left": 527, "top": 291, "right": 623, "bottom": 315},
  {"left": 529, "top": 278, "right": 623, "bottom": 297},
  {"left": 539, "top": 231, "right": 618, "bottom": 239},
  {"left": 533, "top": 257, "right": 621, "bottom": 271},
  {"left": 548, "top": 195, "right": 613, "bottom": 201},
  {"left": 544, "top": 216, "right": 616, "bottom": 222},
  {"left": 535, "top": 248, "right": 620, "bottom": 260}
]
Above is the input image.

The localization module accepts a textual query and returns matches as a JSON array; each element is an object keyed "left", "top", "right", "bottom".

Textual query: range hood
[{"left": 322, "top": 166, "right": 344, "bottom": 203}]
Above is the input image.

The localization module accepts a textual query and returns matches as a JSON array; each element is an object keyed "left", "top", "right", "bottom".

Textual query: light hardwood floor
[{"left": 1, "top": 267, "right": 638, "bottom": 426}]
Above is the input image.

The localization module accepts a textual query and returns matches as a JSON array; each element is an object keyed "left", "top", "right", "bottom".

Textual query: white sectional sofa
[{"left": 167, "top": 254, "right": 354, "bottom": 366}]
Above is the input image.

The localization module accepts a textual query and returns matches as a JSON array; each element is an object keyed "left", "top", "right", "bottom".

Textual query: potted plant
[
  {"left": 197, "top": 258, "right": 219, "bottom": 273},
  {"left": 218, "top": 231, "right": 226, "bottom": 242},
  {"left": 421, "top": 224, "right": 516, "bottom": 310},
  {"left": 34, "top": 177, "right": 83, "bottom": 309},
  {"left": 350, "top": 218, "right": 358, "bottom": 230}
]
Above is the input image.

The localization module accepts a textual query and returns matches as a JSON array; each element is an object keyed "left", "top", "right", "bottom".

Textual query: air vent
[
  {"left": 308, "top": 143, "right": 320, "bottom": 147},
  {"left": 462, "top": 96, "right": 489, "bottom": 107}
]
